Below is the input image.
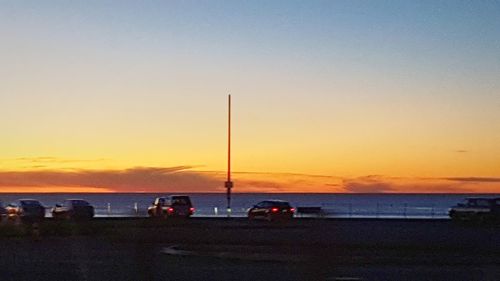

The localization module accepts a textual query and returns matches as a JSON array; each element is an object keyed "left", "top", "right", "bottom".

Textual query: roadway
[{"left": 0, "top": 218, "right": 498, "bottom": 280}]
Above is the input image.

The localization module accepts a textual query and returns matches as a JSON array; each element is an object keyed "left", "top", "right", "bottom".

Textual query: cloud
[
  {"left": 11, "top": 157, "right": 108, "bottom": 164},
  {"left": 0, "top": 166, "right": 222, "bottom": 193},
  {"left": 341, "top": 176, "right": 475, "bottom": 193},
  {"left": 342, "top": 176, "right": 395, "bottom": 193},
  {"left": 226, "top": 171, "right": 344, "bottom": 193},
  {"left": 0, "top": 168, "right": 346, "bottom": 193},
  {"left": 454, "top": 150, "right": 468, "bottom": 153},
  {"left": 28, "top": 165, "right": 47, "bottom": 169},
  {"left": 443, "top": 177, "right": 500, "bottom": 183},
  {"left": 0, "top": 167, "right": 498, "bottom": 193}
]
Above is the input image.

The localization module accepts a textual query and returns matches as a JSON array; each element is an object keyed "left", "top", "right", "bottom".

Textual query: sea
[{"left": 1, "top": 193, "right": 499, "bottom": 219}]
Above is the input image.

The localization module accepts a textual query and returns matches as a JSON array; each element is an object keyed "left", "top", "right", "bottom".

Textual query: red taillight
[
  {"left": 271, "top": 207, "right": 279, "bottom": 213},
  {"left": 167, "top": 207, "right": 174, "bottom": 213},
  {"left": 290, "top": 208, "right": 295, "bottom": 213},
  {"left": 189, "top": 207, "right": 195, "bottom": 213}
]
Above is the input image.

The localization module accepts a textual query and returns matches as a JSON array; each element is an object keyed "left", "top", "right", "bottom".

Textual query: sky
[{"left": 0, "top": 0, "right": 499, "bottom": 193}]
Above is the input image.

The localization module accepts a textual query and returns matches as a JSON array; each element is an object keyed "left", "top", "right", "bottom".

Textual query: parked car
[
  {"left": 449, "top": 197, "right": 500, "bottom": 223},
  {"left": 52, "top": 199, "right": 95, "bottom": 220},
  {"left": 0, "top": 202, "right": 6, "bottom": 221},
  {"left": 148, "top": 195, "right": 194, "bottom": 218},
  {"left": 248, "top": 200, "right": 295, "bottom": 221},
  {"left": 6, "top": 199, "right": 45, "bottom": 222}
]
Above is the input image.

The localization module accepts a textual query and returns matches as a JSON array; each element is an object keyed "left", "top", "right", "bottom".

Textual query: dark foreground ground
[{"left": 0, "top": 218, "right": 499, "bottom": 281}]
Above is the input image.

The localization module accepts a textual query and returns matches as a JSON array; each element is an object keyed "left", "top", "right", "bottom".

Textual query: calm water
[{"left": 1, "top": 193, "right": 498, "bottom": 219}]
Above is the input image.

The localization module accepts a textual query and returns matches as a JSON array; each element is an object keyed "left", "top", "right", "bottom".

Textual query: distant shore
[{"left": 0, "top": 218, "right": 499, "bottom": 280}]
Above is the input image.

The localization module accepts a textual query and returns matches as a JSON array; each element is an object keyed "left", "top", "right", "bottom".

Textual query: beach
[{"left": 0, "top": 218, "right": 499, "bottom": 280}]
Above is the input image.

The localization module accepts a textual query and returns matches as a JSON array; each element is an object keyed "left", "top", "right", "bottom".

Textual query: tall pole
[{"left": 225, "top": 94, "right": 233, "bottom": 216}]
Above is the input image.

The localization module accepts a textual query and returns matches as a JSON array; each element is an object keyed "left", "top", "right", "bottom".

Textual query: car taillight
[
  {"left": 271, "top": 207, "right": 279, "bottom": 213},
  {"left": 167, "top": 207, "right": 174, "bottom": 213},
  {"left": 189, "top": 207, "right": 195, "bottom": 213},
  {"left": 290, "top": 208, "right": 295, "bottom": 213}
]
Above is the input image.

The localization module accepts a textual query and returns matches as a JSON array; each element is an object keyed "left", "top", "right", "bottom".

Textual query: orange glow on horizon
[
  {"left": 0, "top": 169, "right": 498, "bottom": 193},
  {"left": 0, "top": 186, "right": 113, "bottom": 193}
]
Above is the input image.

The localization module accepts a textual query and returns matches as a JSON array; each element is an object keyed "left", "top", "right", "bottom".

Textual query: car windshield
[{"left": 20, "top": 200, "right": 41, "bottom": 207}]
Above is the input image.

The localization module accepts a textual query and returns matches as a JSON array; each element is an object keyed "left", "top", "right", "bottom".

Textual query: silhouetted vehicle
[
  {"left": 248, "top": 200, "right": 295, "bottom": 221},
  {"left": 52, "top": 199, "right": 95, "bottom": 220},
  {"left": 148, "top": 195, "right": 194, "bottom": 218},
  {"left": 6, "top": 199, "right": 45, "bottom": 222},
  {"left": 0, "top": 202, "right": 6, "bottom": 221},
  {"left": 449, "top": 197, "right": 500, "bottom": 223}
]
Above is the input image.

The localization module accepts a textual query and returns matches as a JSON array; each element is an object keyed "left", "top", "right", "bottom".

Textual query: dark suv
[
  {"left": 52, "top": 199, "right": 95, "bottom": 220},
  {"left": 6, "top": 199, "right": 45, "bottom": 222},
  {"left": 148, "top": 195, "right": 194, "bottom": 218},
  {"left": 0, "top": 202, "right": 6, "bottom": 221},
  {"left": 449, "top": 197, "right": 500, "bottom": 223},
  {"left": 248, "top": 200, "right": 295, "bottom": 221}
]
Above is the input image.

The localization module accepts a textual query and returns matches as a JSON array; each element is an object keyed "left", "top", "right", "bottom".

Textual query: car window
[
  {"left": 156, "top": 198, "right": 166, "bottom": 205},
  {"left": 476, "top": 199, "right": 490, "bottom": 207},
  {"left": 20, "top": 200, "right": 41, "bottom": 207},
  {"left": 171, "top": 197, "right": 191, "bottom": 205},
  {"left": 263, "top": 202, "right": 274, "bottom": 208},
  {"left": 255, "top": 202, "right": 265, "bottom": 208},
  {"left": 272, "top": 201, "right": 291, "bottom": 207},
  {"left": 71, "top": 200, "right": 89, "bottom": 206}
]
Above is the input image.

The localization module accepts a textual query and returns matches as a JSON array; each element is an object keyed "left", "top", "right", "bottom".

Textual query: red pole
[
  {"left": 225, "top": 95, "right": 233, "bottom": 215},
  {"left": 228, "top": 94, "right": 231, "bottom": 183}
]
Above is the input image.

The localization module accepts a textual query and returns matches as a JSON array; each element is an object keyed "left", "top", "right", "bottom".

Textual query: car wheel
[
  {"left": 478, "top": 213, "right": 492, "bottom": 225},
  {"left": 450, "top": 211, "right": 463, "bottom": 223},
  {"left": 448, "top": 210, "right": 456, "bottom": 219}
]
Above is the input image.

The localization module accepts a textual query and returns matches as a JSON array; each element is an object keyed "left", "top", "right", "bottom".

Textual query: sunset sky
[{"left": 1, "top": 1, "right": 499, "bottom": 193}]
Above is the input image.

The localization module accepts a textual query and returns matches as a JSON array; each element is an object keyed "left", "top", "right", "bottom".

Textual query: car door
[
  {"left": 249, "top": 202, "right": 262, "bottom": 218},
  {"left": 57, "top": 201, "right": 69, "bottom": 217},
  {"left": 6, "top": 203, "right": 18, "bottom": 217},
  {"left": 493, "top": 199, "right": 500, "bottom": 214},
  {"left": 153, "top": 198, "right": 164, "bottom": 216},
  {"left": 52, "top": 203, "right": 63, "bottom": 218},
  {"left": 63, "top": 200, "right": 72, "bottom": 217},
  {"left": 254, "top": 202, "right": 269, "bottom": 218}
]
